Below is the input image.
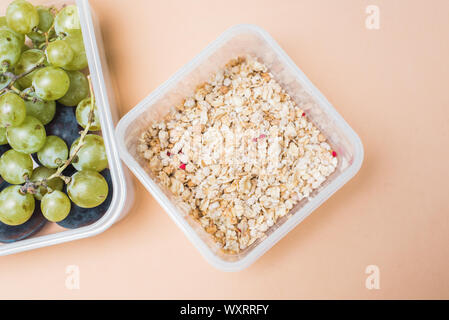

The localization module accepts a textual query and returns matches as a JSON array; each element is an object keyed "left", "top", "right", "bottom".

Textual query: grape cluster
[{"left": 0, "top": 0, "right": 112, "bottom": 243}]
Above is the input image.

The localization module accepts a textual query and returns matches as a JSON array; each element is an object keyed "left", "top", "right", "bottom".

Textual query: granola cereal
[{"left": 138, "top": 56, "right": 338, "bottom": 254}]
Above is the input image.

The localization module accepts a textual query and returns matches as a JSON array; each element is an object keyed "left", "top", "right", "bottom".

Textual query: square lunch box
[
  {"left": 0, "top": 0, "right": 134, "bottom": 256},
  {"left": 116, "top": 24, "right": 364, "bottom": 271}
]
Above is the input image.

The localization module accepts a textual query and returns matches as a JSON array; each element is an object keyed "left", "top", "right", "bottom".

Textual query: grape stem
[
  {"left": 46, "top": 75, "right": 95, "bottom": 182},
  {"left": 0, "top": 57, "right": 46, "bottom": 96},
  {"left": 44, "top": 19, "right": 57, "bottom": 48},
  {"left": 20, "top": 76, "right": 96, "bottom": 194},
  {"left": 18, "top": 87, "right": 39, "bottom": 102},
  {"left": 35, "top": 7, "right": 60, "bottom": 49},
  {"left": 19, "top": 175, "right": 53, "bottom": 195}
]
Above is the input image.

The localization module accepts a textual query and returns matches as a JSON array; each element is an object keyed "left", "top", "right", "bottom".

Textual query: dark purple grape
[
  {"left": 0, "top": 179, "right": 11, "bottom": 190},
  {"left": 31, "top": 152, "right": 41, "bottom": 166},
  {"left": 45, "top": 104, "right": 82, "bottom": 147},
  {"left": 57, "top": 169, "right": 113, "bottom": 229},
  {"left": 0, "top": 144, "right": 11, "bottom": 158},
  {"left": 62, "top": 164, "right": 77, "bottom": 178},
  {"left": 0, "top": 180, "right": 47, "bottom": 243}
]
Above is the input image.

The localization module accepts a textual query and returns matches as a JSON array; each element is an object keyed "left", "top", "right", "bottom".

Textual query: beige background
[{"left": 1, "top": 0, "right": 449, "bottom": 299}]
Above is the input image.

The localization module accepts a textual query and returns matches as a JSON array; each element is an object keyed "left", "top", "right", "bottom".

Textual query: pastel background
[{"left": 0, "top": 0, "right": 448, "bottom": 299}]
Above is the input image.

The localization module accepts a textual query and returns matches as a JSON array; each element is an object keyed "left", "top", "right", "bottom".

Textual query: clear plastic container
[
  {"left": 0, "top": 0, "right": 134, "bottom": 256},
  {"left": 116, "top": 24, "right": 363, "bottom": 271}
]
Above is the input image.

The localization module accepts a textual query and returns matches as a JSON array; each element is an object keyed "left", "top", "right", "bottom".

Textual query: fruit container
[
  {"left": 116, "top": 24, "right": 363, "bottom": 271},
  {"left": 0, "top": 0, "right": 134, "bottom": 256}
]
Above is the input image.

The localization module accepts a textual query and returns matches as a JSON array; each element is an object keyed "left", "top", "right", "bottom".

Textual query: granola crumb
[{"left": 138, "top": 56, "right": 338, "bottom": 254}]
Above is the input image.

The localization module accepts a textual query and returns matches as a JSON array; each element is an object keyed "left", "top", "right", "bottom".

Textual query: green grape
[
  {"left": 27, "top": 32, "right": 45, "bottom": 46},
  {"left": 67, "top": 170, "right": 108, "bottom": 208},
  {"left": 0, "top": 149, "right": 32, "bottom": 184},
  {"left": 15, "top": 48, "right": 46, "bottom": 89},
  {"left": 6, "top": 0, "right": 39, "bottom": 35},
  {"left": 62, "top": 30, "right": 87, "bottom": 71},
  {"left": 30, "top": 166, "right": 63, "bottom": 200},
  {"left": 6, "top": 115, "right": 46, "bottom": 154},
  {"left": 70, "top": 134, "right": 107, "bottom": 172},
  {"left": 58, "top": 71, "right": 88, "bottom": 106},
  {"left": 24, "top": 94, "right": 56, "bottom": 125},
  {"left": 0, "top": 127, "right": 7, "bottom": 144},
  {"left": 54, "top": 5, "right": 80, "bottom": 36},
  {"left": 36, "top": 6, "right": 53, "bottom": 32},
  {"left": 37, "top": 135, "right": 68, "bottom": 169},
  {"left": 45, "top": 40, "right": 73, "bottom": 68},
  {"left": 0, "top": 28, "right": 22, "bottom": 67},
  {"left": 20, "top": 42, "right": 29, "bottom": 52},
  {"left": 0, "top": 15, "right": 25, "bottom": 44},
  {"left": 27, "top": 6, "right": 54, "bottom": 45},
  {"left": 0, "top": 185, "right": 35, "bottom": 226},
  {"left": 0, "top": 92, "right": 26, "bottom": 128},
  {"left": 32, "top": 66, "right": 70, "bottom": 101},
  {"left": 75, "top": 97, "right": 101, "bottom": 130},
  {"left": 41, "top": 190, "right": 71, "bottom": 222}
]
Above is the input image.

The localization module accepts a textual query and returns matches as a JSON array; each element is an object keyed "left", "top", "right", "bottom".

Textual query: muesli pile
[{"left": 138, "top": 56, "right": 338, "bottom": 253}]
